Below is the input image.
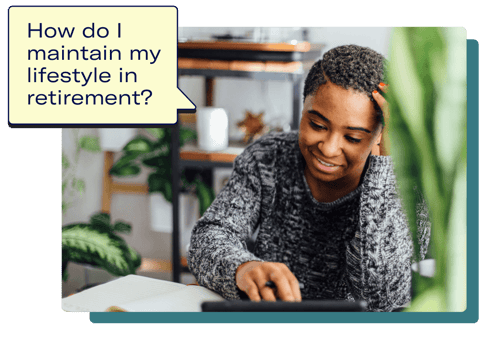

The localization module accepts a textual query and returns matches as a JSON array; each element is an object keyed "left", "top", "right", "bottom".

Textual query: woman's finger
[
  {"left": 259, "top": 285, "right": 277, "bottom": 302},
  {"left": 270, "top": 271, "right": 296, "bottom": 301},
  {"left": 378, "top": 82, "right": 388, "bottom": 93},
  {"left": 372, "top": 90, "right": 386, "bottom": 110},
  {"left": 276, "top": 264, "right": 302, "bottom": 301},
  {"left": 284, "top": 271, "right": 302, "bottom": 302},
  {"left": 244, "top": 280, "right": 262, "bottom": 302}
]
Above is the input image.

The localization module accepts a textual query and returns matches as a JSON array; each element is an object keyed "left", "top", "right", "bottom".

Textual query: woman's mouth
[{"left": 314, "top": 155, "right": 341, "bottom": 173}]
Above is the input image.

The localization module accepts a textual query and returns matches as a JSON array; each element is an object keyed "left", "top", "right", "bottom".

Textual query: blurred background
[
  {"left": 62, "top": 27, "right": 468, "bottom": 314},
  {"left": 62, "top": 27, "right": 393, "bottom": 297}
]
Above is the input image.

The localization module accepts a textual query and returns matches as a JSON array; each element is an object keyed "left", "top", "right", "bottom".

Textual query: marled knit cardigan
[{"left": 188, "top": 131, "right": 430, "bottom": 312}]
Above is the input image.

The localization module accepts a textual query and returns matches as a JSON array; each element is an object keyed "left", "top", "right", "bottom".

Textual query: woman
[{"left": 187, "top": 45, "right": 430, "bottom": 312}]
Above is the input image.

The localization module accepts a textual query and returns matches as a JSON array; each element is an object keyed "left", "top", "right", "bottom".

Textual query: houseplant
[
  {"left": 109, "top": 128, "right": 216, "bottom": 218},
  {"left": 386, "top": 27, "right": 467, "bottom": 311},
  {"left": 62, "top": 130, "right": 142, "bottom": 282},
  {"left": 62, "top": 212, "right": 141, "bottom": 281}
]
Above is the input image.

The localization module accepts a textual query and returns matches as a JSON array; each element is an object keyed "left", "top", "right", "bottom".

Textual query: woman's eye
[
  {"left": 346, "top": 136, "right": 361, "bottom": 144},
  {"left": 309, "top": 120, "right": 325, "bottom": 130}
]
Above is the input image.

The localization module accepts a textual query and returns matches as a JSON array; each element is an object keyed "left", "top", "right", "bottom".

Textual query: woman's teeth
[{"left": 317, "top": 158, "right": 336, "bottom": 167}]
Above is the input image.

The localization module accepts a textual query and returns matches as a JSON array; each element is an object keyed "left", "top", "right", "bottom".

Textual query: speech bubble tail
[{"left": 175, "top": 88, "right": 196, "bottom": 113}]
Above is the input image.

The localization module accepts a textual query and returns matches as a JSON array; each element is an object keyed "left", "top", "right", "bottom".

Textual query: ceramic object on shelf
[
  {"left": 98, "top": 129, "right": 136, "bottom": 152},
  {"left": 196, "top": 107, "right": 229, "bottom": 151}
]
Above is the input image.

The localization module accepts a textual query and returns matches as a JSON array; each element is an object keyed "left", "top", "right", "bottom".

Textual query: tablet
[{"left": 201, "top": 300, "right": 368, "bottom": 312}]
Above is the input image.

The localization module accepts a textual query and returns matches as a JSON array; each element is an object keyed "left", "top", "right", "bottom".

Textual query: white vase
[
  {"left": 196, "top": 107, "right": 229, "bottom": 151},
  {"left": 98, "top": 129, "right": 136, "bottom": 151},
  {"left": 149, "top": 193, "right": 199, "bottom": 257}
]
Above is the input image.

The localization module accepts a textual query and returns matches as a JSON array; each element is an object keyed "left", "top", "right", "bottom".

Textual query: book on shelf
[{"left": 62, "top": 274, "right": 224, "bottom": 312}]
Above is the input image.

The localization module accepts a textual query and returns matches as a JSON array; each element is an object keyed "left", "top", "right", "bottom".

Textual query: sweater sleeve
[
  {"left": 187, "top": 150, "right": 264, "bottom": 300},
  {"left": 345, "top": 157, "right": 414, "bottom": 312}
]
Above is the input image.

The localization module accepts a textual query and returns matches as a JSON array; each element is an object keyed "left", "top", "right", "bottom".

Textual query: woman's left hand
[
  {"left": 372, "top": 82, "right": 389, "bottom": 155},
  {"left": 372, "top": 82, "right": 389, "bottom": 118}
]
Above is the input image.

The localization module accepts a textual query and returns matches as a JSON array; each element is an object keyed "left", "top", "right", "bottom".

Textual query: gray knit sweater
[{"left": 188, "top": 131, "right": 430, "bottom": 312}]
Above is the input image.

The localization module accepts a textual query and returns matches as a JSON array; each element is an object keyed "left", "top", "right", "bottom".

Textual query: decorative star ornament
[{"left": 237, "top": 110, "right": 269, "bottom": 144}]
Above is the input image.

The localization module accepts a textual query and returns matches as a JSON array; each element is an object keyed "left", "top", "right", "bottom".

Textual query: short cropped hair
[{"left": 303, "top": 44, "right": 386, "bottom": 126}]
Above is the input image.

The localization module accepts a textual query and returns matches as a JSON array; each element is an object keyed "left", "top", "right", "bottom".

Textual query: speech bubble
[{"left": 8, "top": 6, "right": 195, "bottom": 127}]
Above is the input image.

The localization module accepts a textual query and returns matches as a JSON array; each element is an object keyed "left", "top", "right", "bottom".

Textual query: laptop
[{"left": 201, "top": 299, "right": 368, "bottom": 312}]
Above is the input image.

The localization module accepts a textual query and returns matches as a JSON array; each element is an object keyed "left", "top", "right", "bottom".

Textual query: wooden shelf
[
  {"left": 178, "top": 41, "right": 315, "bottom": 52},
  {"left": 180, "top": 141, "right": 245, "bottom": 163},
  {"left": 178, "top": 58, "right": 303, "bottom": 73}
]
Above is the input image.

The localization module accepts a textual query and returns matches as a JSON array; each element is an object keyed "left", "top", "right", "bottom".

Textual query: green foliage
[
  {"left": 78, "top": 136, "right": 101, "bottom": 152},
  {"left": 110, "top": 128, "right": 215, "bottom": 217},
  {"left": 62, "top": 212, "right": 141, "bottom": 280},
  {"left": 62, "top": 131, "right": 102, "bottom": 215},
  {"left": 386, "top": 28, "right": 467, "bottom": 312}
]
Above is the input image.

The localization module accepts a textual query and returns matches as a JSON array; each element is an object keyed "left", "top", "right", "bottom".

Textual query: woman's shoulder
[
  {"left": 245, "top": 131, "right": 298, "bottom": 153},
  {"left": 237, "top": 131, "right": 300, "bottom": 166}
]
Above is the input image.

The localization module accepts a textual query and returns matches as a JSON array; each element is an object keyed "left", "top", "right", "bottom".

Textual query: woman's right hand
[{"left": 235, "top": 261, "right": 302, "bottom": 302}]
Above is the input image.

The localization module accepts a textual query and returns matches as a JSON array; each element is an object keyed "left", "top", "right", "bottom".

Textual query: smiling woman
[
  {"left": 299, "top": 82, "right": 382, "bottom": 203},
  {"left": 187, "top": 45, "right": 431, "bottom": 312}
]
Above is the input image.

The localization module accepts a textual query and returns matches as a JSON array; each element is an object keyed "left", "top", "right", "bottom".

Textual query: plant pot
[
  {"left": 98, "top": 129, "right": 136, "bottom": 151},
  {"left": 149, "top": 193, "right": 199, "bottom": 257}
]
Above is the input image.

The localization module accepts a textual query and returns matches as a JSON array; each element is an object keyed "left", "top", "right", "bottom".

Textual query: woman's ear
[
  {"left": 371, "top": 127, "right": 384, "bottom": 156},
  {"left": 375, "top": 131, "right": 383, "bottom": 146}
]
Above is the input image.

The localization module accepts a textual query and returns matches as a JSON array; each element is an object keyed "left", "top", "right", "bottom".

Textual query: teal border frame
[{"left": 90, "top": 39, "right": 479, "bottom": 324}]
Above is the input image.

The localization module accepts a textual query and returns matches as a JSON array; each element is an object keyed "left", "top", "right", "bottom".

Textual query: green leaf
[
  {"left": 89, "top": 212, "right": 112, "bottom": 232},
  {"left": 73, "top": 179, "right": 85, "bottom": 196},
  {"left": 123, "top": 136, "right": 154, "bottom": 154},
  {"left": 62, "top": 201, "right": 68, "bottom": 214},
  {"left": 129, "top": 247, "right": 142, "bottom": 269},
  {"left": 163, "top": 181, "right": 173, "bottom": 203},
  {"left": 62, "top": 180, "right": 68, "bottom": 195},
  {"left": 179, "top": 128, "right": 197, "bottom": 147},
  {"left": 142, "top": 154, "right": 171, "bottom": 172},
  {"left": 148, "top": 172, "right": 170, "bottom": 193},
  {"left": 62, "top": 224, "right": 136, "bottom": 277},
  {"left": 146, "top": 128, "right": 165, "bottom": 139},
  {"left": 62, "top": 153, "right": 70, "bottom": 169},
  {"left": 113, "top": 221, "right": 132, "bottom": 234},
  {"left": 79, "top": 136, "right": 101, "bottom": 152},
  {"left": 110, "top": 164, "right": 141, "bottom": 177},
  {"left": 62, "top": 250, "right": 70, "bottom": 281},
  {"left": 110, "top": 153, "right": 142, "bottom": 176}
]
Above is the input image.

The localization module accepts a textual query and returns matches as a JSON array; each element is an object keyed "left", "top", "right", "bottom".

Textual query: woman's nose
[{"left": 318, "top": 135, "right": 342, "bottom": 158}]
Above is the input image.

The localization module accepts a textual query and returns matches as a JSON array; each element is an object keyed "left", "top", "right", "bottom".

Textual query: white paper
[{"left": 61, "top": 275, "right": 203, "bottom": 312}]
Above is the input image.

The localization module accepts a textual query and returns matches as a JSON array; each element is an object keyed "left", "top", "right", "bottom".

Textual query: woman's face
[{"left": 299, "top": 81, "right": 382, "bottom": 192}]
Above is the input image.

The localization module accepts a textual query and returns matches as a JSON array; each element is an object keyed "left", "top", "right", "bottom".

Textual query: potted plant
[
  {"left": 62, "top": 212, "right": 141, "bottom": 282},
  {"left": 109, "top": 128, "right": 216, "bottom": 233}
]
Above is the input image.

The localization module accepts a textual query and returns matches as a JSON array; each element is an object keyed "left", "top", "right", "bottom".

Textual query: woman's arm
[
  {"left": 345, "top": 158, "right": 414, "bottom": 312},
  {"left": 187, "top": 151, "right": 264, "bottom": 300}
]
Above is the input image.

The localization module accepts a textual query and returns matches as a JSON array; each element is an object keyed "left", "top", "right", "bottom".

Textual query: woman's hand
[
  {"left": 372, "top": 82, "right": 390, "bottom": 155},
  {"left": 236, "top": 261, "right": 302, "bottom": 302}
]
